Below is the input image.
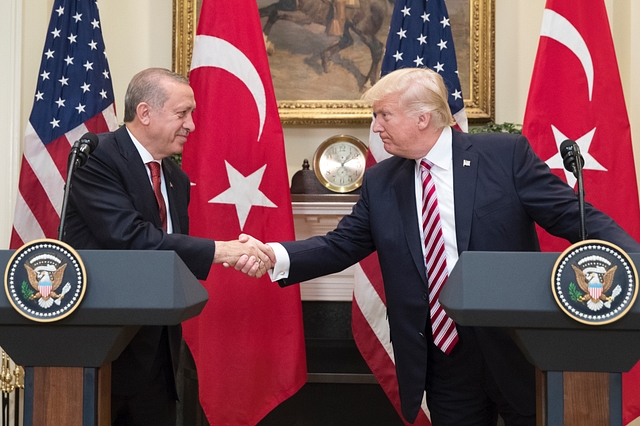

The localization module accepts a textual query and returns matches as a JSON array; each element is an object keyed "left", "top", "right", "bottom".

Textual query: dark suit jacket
[
  {"left": 279, "top": 130, "right": 640, "bottom": 422},
  {"left": 64, "top": 125, "right": 215, "bottom": 396}
]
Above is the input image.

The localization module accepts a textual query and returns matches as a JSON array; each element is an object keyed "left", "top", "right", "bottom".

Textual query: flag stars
[
  {"left": 401, "top": 6, "right": 411, "bottom": 16},
  {"left": 417, "top": 34, "right": 427, "bottom": 45},
  {"left": 414, "top": 56, "right": 424, "bottom": 66},
  {"left": 64, "top": 55, "right": 74, "bottom": 65},
  {"left": 103, "top": 70, "right": 110, "bottom": 79},
  {"left": 50, "top": 118, "right": 60, "bottom": 128},
  {"left": 88, "top": 40, "right": 98, "bottom": 50},
  {"left": 75, "top": 103, "right": 86, "bottom": 114},
  {"left": 422, "top": 12, "right": 430, "bottom": 22},
  {"left": 440, "top": 17, "right": 450, "bottom": 28},
  {"left": 68, "top": 33, "right": 77, "bottom": 44},
  {"left": 40, "top": 70, "right": 50, "bottom": 81},
  {"left": 434, "top": 62, "right": 444, "bottom": 72},
  {"left": 437, "top": 39, "right": 448, "bottom": 50},
  {"left": 44, "top": 49, "right": 55, "bottom": 59},
  {"left": 83, "top": 61, "right": 94, "bottom": 71},
  {"left": 397, "top": 28, "right": 407, "bottom": 39},
  {"left": 55, "top": 97, "right": 66, "bottom": 108},
  {"left": 55, "top": 6, "right": 64, "bottom": 16},
  {"left": 72, "top": 12, "right": 82, "bottom": 22},
  {"left": 35, "top": 91, "right": 44, "bottom": 101},
  {"left": 393, "top": 51, "right": 403, "bottom": 62},
  {"left": 59, "top": 76, "right": 69, "bottom": 86},
  {"left": 91, "top": 19, "right": 100, "bottom": 29},
  {"left": 452, "top": 89, "right": 462, "bottom": 100},
  {"left": 81, "top": 82, "right": 91, "bottom": 93},
  {"left": 99, "top": 89, "right": 108, "bottom": 99},
  {"left": 51, "top": 28, "right": 61, "bottom": 38}
]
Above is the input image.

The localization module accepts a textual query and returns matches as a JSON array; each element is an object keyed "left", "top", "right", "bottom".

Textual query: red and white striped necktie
[{"left": 420, "top": 160, "right": 458, "bottom": 354}]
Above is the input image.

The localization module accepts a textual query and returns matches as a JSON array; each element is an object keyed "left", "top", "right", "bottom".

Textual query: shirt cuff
[{"left": 267, "top": 242, "right": 290, "bottom": 282}]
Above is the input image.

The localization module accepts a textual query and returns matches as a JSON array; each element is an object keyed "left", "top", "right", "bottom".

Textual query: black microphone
[
  {"left": 68, "top": 132, "right": 99, "bottom": 169},
  {"left": 559, "top": 139, "right": 587, "bottom": 240},
  {"left": 559, "top": 139, "right": 584, "bottom": 178}
]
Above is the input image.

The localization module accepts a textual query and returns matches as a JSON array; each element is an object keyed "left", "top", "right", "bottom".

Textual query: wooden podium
[
  {"left": 0, "top": 250, "right": 208, "bottom": 426},
  {"left": 441, "top": 251, "right": 640, "bottom": 426}
]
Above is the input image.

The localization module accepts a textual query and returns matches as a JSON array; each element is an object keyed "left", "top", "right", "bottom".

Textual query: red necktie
[
  {"left": 421, "top": 160, "right": 458, "bottom": 354},
  {"left": 147, "top": 162, "right": 167, "bottom": 230}
]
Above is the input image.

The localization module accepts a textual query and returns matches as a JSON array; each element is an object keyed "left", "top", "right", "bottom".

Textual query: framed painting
[{"left": 173, "top": 0, "right": 494, "bottom": 125}]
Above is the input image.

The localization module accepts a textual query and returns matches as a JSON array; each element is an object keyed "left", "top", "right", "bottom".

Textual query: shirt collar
[
  {"left": 126, "top": 126, "right": 160, "bottom": 165},
  {"left": 415, "top": 126, "right": 452, "bottom": 171}
]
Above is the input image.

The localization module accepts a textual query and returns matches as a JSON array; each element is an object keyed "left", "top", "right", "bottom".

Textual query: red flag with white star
[
  {"left": 522, "top": 0, "right": 640, "bottom": 423},
  {"left": 180, "top": 0, "right": 306, "bottom": 423}
]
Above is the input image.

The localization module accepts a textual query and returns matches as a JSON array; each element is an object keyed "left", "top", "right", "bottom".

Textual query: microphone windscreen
[{"left": 80, "top": 132, "right": 99, "bottom": 153}]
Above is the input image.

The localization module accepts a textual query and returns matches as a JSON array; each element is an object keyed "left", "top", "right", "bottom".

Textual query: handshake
[{"left": 213, "top": 233, "right": 276, "bottom": 278}]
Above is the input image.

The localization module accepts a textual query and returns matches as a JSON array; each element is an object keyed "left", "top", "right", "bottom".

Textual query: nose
[
  {"left": 372, "top": 116, "right": 383, "bottom": 133},
  {"left": 185, "top": 112, "right": 195, "bottom": 132}
]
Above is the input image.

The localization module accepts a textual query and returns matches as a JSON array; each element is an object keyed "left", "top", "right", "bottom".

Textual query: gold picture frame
[{"left": 172, "top": 0, "right": 494, "bottom": 125}]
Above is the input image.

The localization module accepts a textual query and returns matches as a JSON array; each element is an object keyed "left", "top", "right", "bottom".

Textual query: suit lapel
[
  {"left": 392, "top": 159, "right": 429, "bottom": 288},
  {"left": 452, "top": 130, "right": 478, "bottom": 253},
  {"left": 162, "top": 161, "right": 182, "bottom": 234}
]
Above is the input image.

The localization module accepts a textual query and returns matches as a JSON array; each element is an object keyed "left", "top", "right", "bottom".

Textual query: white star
[
  {"left": 99, "top": 89, "right": 108, "bottom": 99},
  {"left": 50, "top": 118, "right": 60, "bottom": 128},
  {"left": 452, "top": 89, "right": 462, "bottom": 100},
  {"left": 44, "top": 49, "right": 55, "bottom": 59},
  {"left": 545, "top": 125, "right": 607, "bottom": 188},
  {"left": 103, "top": 70, "right": 110, "bottom": 79},
  {"left": 437, "top": 39, "right": 448, "bottom": 50},
  {"left": 397, "top": 28, "right": 407, "bottom": 39},
  {"left": 440, "top": 17, "right": 450, "bottom": 28},
  {"left": 64, "top": 55, "right": 74, "bottom": 65},
  {"left": 91, "top": 19, "right": 100, "bottom": 29},
  {"left": 55, "top": 97, "right": 66, "bottom": 108},
  {"left": 83, "top": 61, "right": 94, "bottom": 71},
  {"left": 56, "top": 6, "right": 64, "bottom": 16},
  {"left": 417, "top": 34, "right": 427, "bottom": 45},
  {"left": 208, "top": 161, "right": 277, "bottom": 229},
  {"left": 72, "top": 12, "right": 82, "bottom": 22},
  {"left": 68, "top": 33, "right": 77, "bottom": 44},
  {"left": 81, "top": 82, "right": 91, "bottom": 93},
  {"left": 434, "top": 62, "right": 444, "bottom": 73},
  {"left": 35, "top": 91, "right": 44, "bottom": 101},
  {"left": 51, "top": 28, "right": 61, "bottom": 38},
  {"left": 401, "top": 6, "right": 410, "bottom": 16},
  {"left": 59, "top": 76, "right": 69, "bottom": 86},
  {"left": 75, "top": 103, "right": 86, "bottom": 114},
  {"left": 413, "top": 56, "right": 424, "bottom": 67},
  {"left": 422, "top": 12, "right": 430, "bottom": 22},
  {"left": 40, "top": 70, "right": 50, "bottom": 81},
  {"left": 393, "top": 51, "right": 403, "bottom": 62},
  {"left": 88, "top": 40, "right": 98, "bottom": 50}
]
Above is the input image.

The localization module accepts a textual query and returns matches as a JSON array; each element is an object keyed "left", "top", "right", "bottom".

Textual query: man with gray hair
[
  {"left": 65, "top": 67, "right": 272, "bottom": 425},
  {"left": 246, "top": 67, "right": 639, "bottom": 425}
]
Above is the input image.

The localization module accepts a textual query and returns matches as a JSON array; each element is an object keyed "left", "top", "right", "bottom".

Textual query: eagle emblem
[
  {"left": 24, "top": 255, "right": 70, "bottom": 309},
  {"left": 570, "top": 255, "right": 621, "bottom": 311}
]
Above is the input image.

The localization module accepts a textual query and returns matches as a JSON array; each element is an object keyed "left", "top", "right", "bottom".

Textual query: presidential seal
[
  {"left": 4, "top": 239, "right": 86, "bottom": 323},
  {"left": 552, "top": 240, "right": 638, "bottom": 325}
]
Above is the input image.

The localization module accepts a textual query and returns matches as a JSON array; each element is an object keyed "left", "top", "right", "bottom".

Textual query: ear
[
  {"left": 136, "top": 102, "right": 152, "bottom": 126},
  {"left": 417, "top": 112, "right": 431, "bottom": 130}
]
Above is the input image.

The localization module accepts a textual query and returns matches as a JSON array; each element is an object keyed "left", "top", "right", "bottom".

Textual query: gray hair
[
  {"left": 362, "top": 68, "right": 455, "bottom": 129},
  {"left": 123, "top": 68, "right": 190, "bottom": 122}
]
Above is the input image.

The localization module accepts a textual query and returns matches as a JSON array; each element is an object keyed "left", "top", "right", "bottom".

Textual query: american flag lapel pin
[
  {"left": 170, "top": 182, "right": 174, "bottom": 188},
  {"left": 463, "top": 159, "right": 471, "bottom": 167}
]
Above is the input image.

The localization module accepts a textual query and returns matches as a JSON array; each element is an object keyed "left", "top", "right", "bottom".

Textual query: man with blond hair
[{"left": 245, "top": 67, "right": 640, "bottom": 425}]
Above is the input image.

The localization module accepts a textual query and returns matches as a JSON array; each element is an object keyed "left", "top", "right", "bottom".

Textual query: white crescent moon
[
  {"left": 540, "top": 9, "right": 594, "bottom": 101},
  {"left": 190, "top": 35, "right": 266, "bottom": 140}
]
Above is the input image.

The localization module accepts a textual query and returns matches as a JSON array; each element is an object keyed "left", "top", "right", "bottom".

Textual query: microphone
[
  {"left": 68, "top": 132, "right": 99, "bottom": 170},
  {"left": 559, "top": 139, "right": 587, "bottom": 240},
  {"left": 559, "top": 139, "right": 584, "bottom": 178}
]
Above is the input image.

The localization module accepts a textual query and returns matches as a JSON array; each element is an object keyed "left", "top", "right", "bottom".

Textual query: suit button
[
  {"left": 419, "top": 332, "right": 425, "bottom": 339},
  {"left": 422, "top": 293, "right": 428, "bottom": 301}
]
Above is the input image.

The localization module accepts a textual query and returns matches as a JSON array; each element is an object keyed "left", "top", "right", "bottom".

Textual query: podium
[
  {"left": 441, "top": 251, "right": 640, "bottom": 426},
  {"left": 0, "top": 250, "right": 208, "bottom": 426}
]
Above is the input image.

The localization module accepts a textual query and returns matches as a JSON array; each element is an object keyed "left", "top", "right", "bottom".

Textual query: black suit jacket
[
  {"left": 279, "top": 130, "right": 640, "bottom": 422},
  {"left": 65, "top": 125, "right": 215, "bottom": 396}
]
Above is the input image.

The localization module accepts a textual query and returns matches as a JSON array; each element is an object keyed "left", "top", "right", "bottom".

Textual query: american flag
[
  {"left": 11, "top": 0, "right": 117, "bottom": 248},
  {"left": 352, "top": 0, "right": 467, "bottom": 424}
]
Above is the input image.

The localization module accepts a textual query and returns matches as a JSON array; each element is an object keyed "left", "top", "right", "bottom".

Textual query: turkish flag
[
  {"left": 522, "top": 0, "right": 640, "bottom": 423},
  {"left": 180, "top": 0, "right": 307, "bottom": 424}
]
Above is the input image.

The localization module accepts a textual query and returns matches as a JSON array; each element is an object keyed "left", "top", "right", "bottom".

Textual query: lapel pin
[
  {"left": 169, "top": 182, "right": 174, "bottom": 188},
  {"left": 463, "top": 160, "right": 471, "bottom": 167}
]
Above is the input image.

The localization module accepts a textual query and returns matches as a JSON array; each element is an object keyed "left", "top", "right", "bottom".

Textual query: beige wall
[{"left": 1, "top": 0, "right": 640, "bottom": 248}]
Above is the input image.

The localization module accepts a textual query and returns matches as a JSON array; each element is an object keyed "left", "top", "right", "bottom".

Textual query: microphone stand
[
  {"left": 572, "top": 144, "right": 587, "bottom": 241},
  {"left": 58, "top": 145, "right": 81, "bottom": 241}
]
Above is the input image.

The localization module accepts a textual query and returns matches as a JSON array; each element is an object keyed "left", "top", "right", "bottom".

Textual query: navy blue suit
[
  {"left": 64, "top": 125, "right": 214, "bottom": 406},
  {"left": 278, "top": 130, "right": 639, "bottom": 422}
]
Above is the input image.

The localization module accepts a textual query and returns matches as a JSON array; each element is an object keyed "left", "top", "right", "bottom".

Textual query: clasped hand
[{"left": 215, "top": 234, "right": 275, "bottom": 278}]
